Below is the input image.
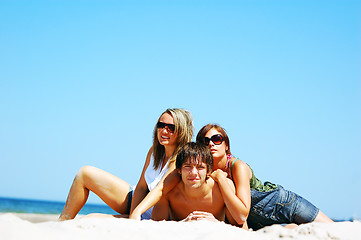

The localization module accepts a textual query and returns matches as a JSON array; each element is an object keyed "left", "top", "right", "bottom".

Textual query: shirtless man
[{"left": 151, "top": 142, "right": 244, "bottom": 228}]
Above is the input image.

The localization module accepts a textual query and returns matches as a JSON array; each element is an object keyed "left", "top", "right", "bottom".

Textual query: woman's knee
[
  {"left": 314, "top": 211, "right": 333, "bottom": 223},
  {"left": 76, "top": 165, "right": 97, "bottom": 182}
]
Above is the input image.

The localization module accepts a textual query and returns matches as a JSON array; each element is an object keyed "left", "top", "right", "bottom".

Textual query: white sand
[{"left": 0, "top": 213, "right": 360, "bottom": 240}]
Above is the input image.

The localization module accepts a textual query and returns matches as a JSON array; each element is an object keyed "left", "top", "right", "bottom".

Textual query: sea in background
[
  {"left": 0, "top": 196, "right": 355, "bottom": 222},
  {"left": 0, "top": 196, "right": 118, "bottom": 216}
]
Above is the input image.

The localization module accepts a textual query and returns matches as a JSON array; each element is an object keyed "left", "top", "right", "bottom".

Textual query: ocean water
[
  {"left": 0, "top": 197, "right": 118, "bottom": 215},
  {"left": 0, "top": 197, "right": 352, "bottom": 222}
]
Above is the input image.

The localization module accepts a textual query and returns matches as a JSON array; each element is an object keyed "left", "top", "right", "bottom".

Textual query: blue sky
[{"left": 0, "top": 1, "right": 360, "bottom": 220}]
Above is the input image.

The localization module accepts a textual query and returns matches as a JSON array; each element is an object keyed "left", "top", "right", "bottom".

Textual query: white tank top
[{"left": 144, "top": 154, "right": 169, "bottom": 191}]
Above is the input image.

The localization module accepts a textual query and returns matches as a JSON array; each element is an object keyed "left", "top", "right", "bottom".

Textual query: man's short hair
[{"left": 175, "top": 142, "right": 213, "bottom": 174}]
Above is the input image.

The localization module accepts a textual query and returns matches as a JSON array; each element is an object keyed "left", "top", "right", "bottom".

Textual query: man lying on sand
[{"left": 151, "top": 142, "right": 247, "bottom": 229}]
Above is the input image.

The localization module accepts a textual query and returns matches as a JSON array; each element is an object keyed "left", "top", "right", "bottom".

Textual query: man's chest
[{"left": 168, "top": 195, "right": 225, "bottom": 221}]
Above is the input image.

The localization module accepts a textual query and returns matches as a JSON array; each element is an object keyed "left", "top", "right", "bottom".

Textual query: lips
[{"left": 187, "top": 178, "right": 199, "bottom": 182}]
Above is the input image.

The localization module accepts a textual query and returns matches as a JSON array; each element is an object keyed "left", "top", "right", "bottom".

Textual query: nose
[
  {"left": 161, "top": 126, "right": 170, "bottom": 134},
  {"left": 191, "top": 166, "right": 198, "bottom": 175},
  {"left": 164, "top": 126, "right": 173, "bottom": 132}
]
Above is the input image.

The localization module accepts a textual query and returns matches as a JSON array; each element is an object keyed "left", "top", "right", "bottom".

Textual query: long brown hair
[
  {"left": 152, "top": 108, "right": 193, "bottom": 169},
  {"left": 196, "top": 124, "right": 231, "bottom": 155}
]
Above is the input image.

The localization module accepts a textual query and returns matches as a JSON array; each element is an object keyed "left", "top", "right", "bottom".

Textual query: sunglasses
[
  {"left": 157, "top": 122, "right": 176, "bottom": 133},
  {"left": 204, "top": 134, "right": 224, "bottom": 145}
]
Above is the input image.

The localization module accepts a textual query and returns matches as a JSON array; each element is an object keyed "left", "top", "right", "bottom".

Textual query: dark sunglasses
[
  {"left": 156, "top": 122, "right": 176, "bottom": 133},
  {"left": 204, "top": 134, "right": 224, "bottom": 145}
]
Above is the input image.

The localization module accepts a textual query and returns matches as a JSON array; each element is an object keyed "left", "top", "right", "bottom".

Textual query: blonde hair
[{"left": 152, "top": 108, "right": 193, "bottom": 169}]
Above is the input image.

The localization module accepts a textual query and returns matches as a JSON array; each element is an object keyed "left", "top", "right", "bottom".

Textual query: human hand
[
  {"left": 210, "top": 169, "right": 227, "bottom": 182},
  {"left": 128, "top": 211, "right": 141, "bottom": 221},
  {"left": 182, "top": 211, "right": 219, "bottom": 222}
]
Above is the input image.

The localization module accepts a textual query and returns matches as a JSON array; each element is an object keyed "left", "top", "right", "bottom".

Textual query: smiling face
[
  {"left": 204, "top": 128, "right": 229, "bottom": 159},
  {"left": 157, "top": 113, "right": 178, "bottom": 147},
  {"left": 181, "top": 159, "right": 208, "bottom": 189}
]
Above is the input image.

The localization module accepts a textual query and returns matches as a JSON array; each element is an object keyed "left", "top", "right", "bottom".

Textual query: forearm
[
  {"left": 131, "top": 168, "right": 180, "bottom": 219},
  {"left": 217, "top": 177, "right": 249, "bottom": 225},
  {"left": 130, "top": 185, "right": 148, "bottom": 215},
  {"left": 130, "top": 184, "right": 163, "bottom": 219}
]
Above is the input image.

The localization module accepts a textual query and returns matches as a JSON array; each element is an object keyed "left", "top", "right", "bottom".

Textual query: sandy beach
[{"left": 0, "top": 213, "right": 360, "bottom": 240}]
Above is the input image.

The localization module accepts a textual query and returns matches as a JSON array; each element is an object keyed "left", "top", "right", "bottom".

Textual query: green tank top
[{"left": 229, "top": 159, "right": 278, "bottom": 192}]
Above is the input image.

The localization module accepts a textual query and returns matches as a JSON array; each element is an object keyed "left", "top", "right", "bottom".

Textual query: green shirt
[{"left": 229, "top": 159, "right": 278, "bottom": 192}]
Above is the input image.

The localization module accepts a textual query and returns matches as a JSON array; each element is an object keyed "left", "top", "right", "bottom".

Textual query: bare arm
[
  {"left": 211, "top": 160, "right": 251, "bottom": 226},
  {"left": 129, "top": 148, "right": 154, "bottom": 215},
  {"left": 151, "top": 192, "right": 170, "bottom": 221},
  {"left": 129, "top": 160, "right": 181, "bottom": 220}
]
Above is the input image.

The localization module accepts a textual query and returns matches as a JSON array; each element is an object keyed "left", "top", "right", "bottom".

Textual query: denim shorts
[
  {"left": 247, "top": 185, "right": 319, "bottom": 230},
  {"left": 126, "top": 188, "right": 153, "bottom": 220}
]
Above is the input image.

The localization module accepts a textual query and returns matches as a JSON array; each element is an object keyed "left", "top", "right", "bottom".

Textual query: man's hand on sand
[{"left": 182, "top": 211, "right": 218, "bottom": 222}]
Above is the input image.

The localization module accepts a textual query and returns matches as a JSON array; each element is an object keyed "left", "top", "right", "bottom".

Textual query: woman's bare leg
[
  {"left": 284, "top": 223, "right": 298, "bottom": 229},
  {"left": 313, "top": 210, "right": 334, "bottom": 223},
  {"left": 59, "top": 166, "right": 131, "bottom": 220}
]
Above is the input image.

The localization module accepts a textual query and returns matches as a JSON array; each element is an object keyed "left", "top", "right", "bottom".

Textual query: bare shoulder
[
  {"left": 163, "top": 170, "right": 181, "bottom": 190},
  {"left": 165, "top": 182, "right": 188, "bottom": 206},
  {"left": 231, "top": 158, "right": 252, "bottom": 180},
  {"left": 232, "top": 158, "right": 248, "bottom": 168},
  {"left": 138, "top": 146, "right": 154, "bottom": 178},
  {"left": 209, "top": 176, "right": 232, "bottom": 193},
  {"left": 146, "top": 147, "right": 153, "bottom": 160},
  {"left": 167, "top": 180, "right": 183, "bottom": 197}
]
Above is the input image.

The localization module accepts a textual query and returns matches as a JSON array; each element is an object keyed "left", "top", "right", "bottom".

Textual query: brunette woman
[{"left": 196, "top": 124, "right": 333, "bottom": 230}]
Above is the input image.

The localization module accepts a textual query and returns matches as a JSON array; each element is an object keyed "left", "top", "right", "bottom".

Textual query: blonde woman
[{"left": 59, "top": 108, "right": 193, "bottom": 220}]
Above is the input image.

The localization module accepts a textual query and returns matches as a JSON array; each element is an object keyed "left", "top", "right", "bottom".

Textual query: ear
[{"left": 206, "top": 171, "right": 211, "bottom": 180}]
